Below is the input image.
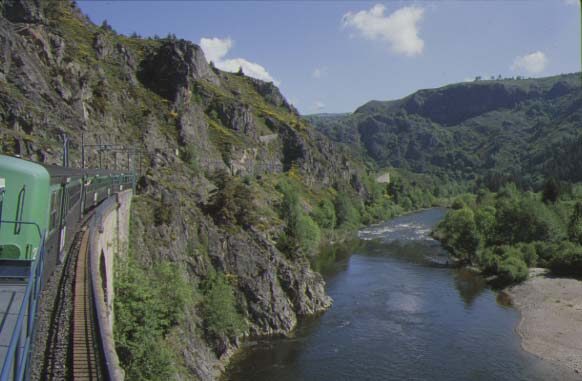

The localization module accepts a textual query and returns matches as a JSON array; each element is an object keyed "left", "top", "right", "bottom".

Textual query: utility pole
[
  {"left": 61, "top": 133, "right": 70, "bottom": 167},
  {"left": 81, "top": 133, "right": 85, "bottom": 169}
]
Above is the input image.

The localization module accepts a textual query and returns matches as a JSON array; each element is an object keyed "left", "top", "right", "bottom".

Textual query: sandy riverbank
[{"left": 508, "top": 272, "right": 582, "bottom": 377}]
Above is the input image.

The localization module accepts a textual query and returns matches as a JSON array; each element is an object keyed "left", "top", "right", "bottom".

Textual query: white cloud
[
  {"left": 200, "top": 37, "right": 279, "bottom": 85},
  {"left": 342, "top": 4, "right": 425, "bottom": 57},
  {"left": 312, "top": 67, "right": 328, "bottom": 79},
  {"left": 564, "top": 0, "right": 580, "bottom": 6},
  {"left": 314, "top": 101, "right": 325, "bottom": 111},
  {"left": 200, "top": 37, "right": 232, "bottom": 63},
  {"left": 511, "top": 51, "right": 548, "bottom": 74}
]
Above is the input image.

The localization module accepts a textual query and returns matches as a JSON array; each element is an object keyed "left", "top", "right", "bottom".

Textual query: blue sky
[{"left": 78, "top": 1, "right": 580, "bottom": 114}]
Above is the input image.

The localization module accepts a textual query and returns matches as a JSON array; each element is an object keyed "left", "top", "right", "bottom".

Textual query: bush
[
  {"left": 474, "top": 206, "right": 496, "bottom": 244},
  {"left": 497, "top": 256, "right": 528, "bottom": 285},
  {"left": 181, "top": 144, "right": 199, "bottom": 173},
  {"left": 202, "top": 271, "right": 246, "bottom": 337},
  {"left": 277, "top": 180, "right": 321, "bottom": 256},
  {"left": 451, "top": 198, "right": 466, "bottom": 210},
  {"left": 311, "top": 198, "right": 336, "bottom": 229},
  {"left": 335, "top": 192, "right": 360, "bottom": 228},
  {"left": 517, "top": 242, "right": 538, "bottom": 267},
  {"left": 115, "top": 260, "right": 194, "bottom": 380},
  {"left": 542, "top": 177, "right": 561, "bottom": 203},
  {"left": 477, "top": 246, "right": 501, "bottom": 274},
  {"left": 209, "top": 174, "right": 257, "bottom": 228},
  {"left": 296, "top": 214, "right": 321, "bottom": 254},
  {"left": 549, "top": 243, "right": 582, "bottom": 276}
]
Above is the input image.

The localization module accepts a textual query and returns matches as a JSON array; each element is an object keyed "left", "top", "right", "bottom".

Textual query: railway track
[
  {"left": 35, "top": 219, "right": 104, "bottom": 381},
  {"left": 71, "top": 228, "right": 102, "bottom": 380}
]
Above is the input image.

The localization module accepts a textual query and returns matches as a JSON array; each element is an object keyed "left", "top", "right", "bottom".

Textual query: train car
[
  {"left": 0, "top": 154, "right": 135, "bottom": 279},
  {"left": 0, "top": 156, "right": 50, "bottom": 263}
]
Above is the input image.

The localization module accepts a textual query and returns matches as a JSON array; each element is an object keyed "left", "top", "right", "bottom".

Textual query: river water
[{"left": 225, "top": 208, "right": 576, "bottom": 381}]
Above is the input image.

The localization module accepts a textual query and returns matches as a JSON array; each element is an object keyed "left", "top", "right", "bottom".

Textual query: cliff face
[
  {"left": 309, "top": 74, "right": 582, "bottom": 185},
  {"left": 0, "top": 2, "right": 369, "bottom": 379}
]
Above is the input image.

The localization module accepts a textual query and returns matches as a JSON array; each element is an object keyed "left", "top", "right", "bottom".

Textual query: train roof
[
  {"left": 0, "top": 155, "right": 50, "bottom": 182},
  {"left": 42, "top": 165, "right": 132, "bottom": 184},
  {"left": 0, "top": 155, "right": 132, "bottom": 185}
]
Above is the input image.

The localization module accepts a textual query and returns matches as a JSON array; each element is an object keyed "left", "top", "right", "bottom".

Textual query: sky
[{"left": 77, "top": 1, "right": 581, "bottom": 114}]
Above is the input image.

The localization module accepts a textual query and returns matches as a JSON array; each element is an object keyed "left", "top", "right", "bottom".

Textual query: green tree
[
  {"left": 202, "top": 271, "right": 246, "bottom": 337},
  {"left": 209, "top": 174, "right": 257, "bottom": 228},
  {"left": 277, "top": 180, "right": 321, "bottom": 255},
  {"left": 497, "top": 256, "right": 528, "bottom": 285},
  {"left": 542, "top": 177, "right": 560, "bottom": 203},
  {"left": 115, "top": 260, "right": 193, "bottom": 380},
  {"left": 334, "top": 192, "right": 360, "bottom": 228},
  {"left": 474, "top": 206, "right": 496, "bottom": 243},
  {"left": 439, "top": 208, "right": 480, "bottom": 264}
]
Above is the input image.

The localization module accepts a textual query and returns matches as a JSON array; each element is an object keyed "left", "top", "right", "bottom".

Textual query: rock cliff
[{"left": 0, "top": 1, "right": 370, "bottom": 379}]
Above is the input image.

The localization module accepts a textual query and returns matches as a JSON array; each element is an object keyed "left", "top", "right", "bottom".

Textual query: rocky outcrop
[
  {"left": 138, "top": 39, "right": 219, "bottom": 103},
  {"left": 213, "top": 101, "right": 259, "bottom": 140},
  {"left": 2, "top": 0, "right": 44, "bottom": 23},
  {"left": 402, "top": 83, "right": 531, "bottom": 126},
  {"left": 249, "top": 77, "right": 298, "bottom": 114}
]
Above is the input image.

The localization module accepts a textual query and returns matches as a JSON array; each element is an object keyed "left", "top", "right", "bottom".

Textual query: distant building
[{"left": 376, "top": 172, "right": 390, "bottom": 184}]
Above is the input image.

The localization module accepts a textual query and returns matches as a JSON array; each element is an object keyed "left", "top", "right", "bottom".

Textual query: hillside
[
  {"left": 306, "top": 74, "right": 582, "bottom": 189},
  {"left": 0, "top": 1, "right": 417, "bottom": 380}
]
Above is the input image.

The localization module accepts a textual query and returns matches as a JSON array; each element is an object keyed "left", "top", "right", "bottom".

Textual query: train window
[
  {"left": 49, "top": 191, "right": 59, "bottom": 231},
  {"left": 14, "top": 186, "right": 26, "bottom": 234},
  {"left": 0, "top": 178, "right": 4, "bottom": 227}
]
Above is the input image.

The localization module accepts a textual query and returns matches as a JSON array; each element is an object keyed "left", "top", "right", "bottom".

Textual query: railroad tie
[{"left": 72, "top": 228, "right": 100, "bottom": 380}]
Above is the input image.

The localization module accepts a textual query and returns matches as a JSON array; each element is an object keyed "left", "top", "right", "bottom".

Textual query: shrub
[
  {"left": 209, "top": 174, "right": 257, "bottom": 228},
  {"left": 516, "top": 242, "right": 538, "bottom": 267},
  {"left": 335, "top": 192, "right": 360, "bottom": 228},
  {"left": 549, "top": 243, "right": 582, "bottom": 276},
  {"left": 451, "top": 198, "right": 466, "bottom": 210},
  {"left": 276, "top": 180, "right": 321, "bottom": 256},
  {"left": 497, "top": 256, "right": 528, "bottom": 285},
  {"left": 115, "top": 260, "right": 194, "bottom": 380},
  {"left": 181, "top": 144, "right": 199, "bottom": 173},
  {"left": 296, "top": 214, "right": 321, "bottom": 254},
  {"left": 542, "top": 177, "right": 561, "bottom": 203},
  {"left": 201, "top": 271, "right": 246, "bottom": 337},
  {"left": 311, "top": 198, "right": 336, "bottom": 229},
  {"left": 477, "top": 247, "right": 501, "bottom": 274},
  {"left": 474, "top": 206, "right": 496, "bottom": 243}
]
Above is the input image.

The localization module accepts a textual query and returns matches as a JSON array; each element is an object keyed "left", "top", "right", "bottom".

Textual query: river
[{"left": 225, "top": 208, "right": 576, "bottom": 381}]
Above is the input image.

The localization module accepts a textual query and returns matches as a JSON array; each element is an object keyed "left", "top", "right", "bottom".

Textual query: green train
[{"left": 0, "top": 154, "right": 134, "bottom": 278}]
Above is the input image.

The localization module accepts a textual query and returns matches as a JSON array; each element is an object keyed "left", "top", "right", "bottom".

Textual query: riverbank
[{"left": 508, "top": 272, "right": 582, "bottom": 377}]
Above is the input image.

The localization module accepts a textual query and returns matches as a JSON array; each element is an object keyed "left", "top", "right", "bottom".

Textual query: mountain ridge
[{"left": 307, "top": 73, "right": 582, "bottom": 188}]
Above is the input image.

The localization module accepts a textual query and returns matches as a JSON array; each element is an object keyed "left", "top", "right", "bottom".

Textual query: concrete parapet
[{"left": 87, "top": 189, "right": 132, "bottom": 381}]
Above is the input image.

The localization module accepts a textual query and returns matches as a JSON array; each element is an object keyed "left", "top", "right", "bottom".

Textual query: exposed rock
[
  {"left": 249, "top": 77, "right": 298, "bottom": 114},
  {"left": 138, "top": 39, "right": 219, "bottom": 103},
  {"left": 213, "top": 101, "right": 258, "bottom": 140},
  {"left": 2, "top": 0, "right": 44, "bottom": 23},
  {"left": 93, "top": 32, "right": 113, "bottom": 59}
]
